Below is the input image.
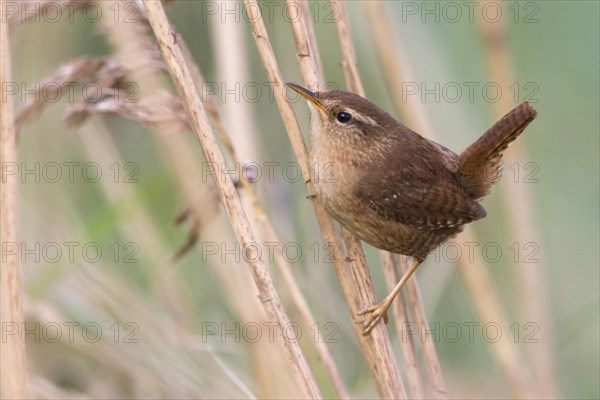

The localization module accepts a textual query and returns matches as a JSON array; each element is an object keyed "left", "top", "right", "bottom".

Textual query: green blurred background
[{"left": 7, "top": 0, "right": 599, "bottom": 398}]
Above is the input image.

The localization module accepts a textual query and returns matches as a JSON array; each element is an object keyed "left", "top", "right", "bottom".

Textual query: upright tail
[{"left": 458, "top": 103, "right": 537, "bottom": 200}]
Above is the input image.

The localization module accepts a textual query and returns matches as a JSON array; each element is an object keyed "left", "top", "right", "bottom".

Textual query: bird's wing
[{"left": 356, "top": 150, "right": 486, "bottom": 231}]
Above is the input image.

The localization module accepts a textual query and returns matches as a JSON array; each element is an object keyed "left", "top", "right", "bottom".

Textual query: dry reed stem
[
  {"left": 365, "top": 1, "right": 537, "bottom": 397},
  {"left": 395, "top": 255, "right": 447, "bottom": 398},
  {"left": 456, "top": 245, "right": 535, "bottom": 397},
  {"left": 331, "top": 3, "right": 435, "bottom": 397},
  {"left": 331, "top": 5, "right": 449, "bottom": 397},
  {"left": 291, "top": 0, "right": 412, "bottom": 396},
  {"left": 0, "top": 8, "right": 27, "bottom": 398},
  {"left": 339, "top": 231, "right": 407, "bottom": 399},
  {"left": 363, "top": 1, "right": 434, "bottom": 137},
  {"left": 210, "top": 9, "right": 258, "bottom": 160},
  {"left": 95, "top": 3, "right": 203, "bottom": 329},
  {"left": 180, "top": 30, "right": 349, "bottom": 399},
  {"left": 381, "top": 253, "right": 425, "bottom": 398},
  {"left": 356, "top": 2, "right": 449, "bottom": 397},
  {"left": 477, "top": 6, "right": 557, "bottom": 397},
  {"left": 95, "top": 7, "right": 300, "bottom": 393},
  {"left": 249, "top": 204, "right": 351, "bottom": 399},
  {"left": 89, "top": 2, "right": 281, "bottom": 395},
  {"left": 243, "top": 0, "right": 406, "bottom": 396},
  {"left": 288, "top": 4, "right": 405, "bottom": 395},
  {"left": 141, "top": 1, "right": 321, "bottom": 397},
  {"left": 286, "top": 0, "right": 324, "bottom": 89},
  {"left": 299, "top": 0, "right": 324, "bottom": 87},
  {"left": 329, "top": 0, "right": 365, "bottom": 96},
  {"left": 91, "top": 17, "right": 293, "bottom": 396}
]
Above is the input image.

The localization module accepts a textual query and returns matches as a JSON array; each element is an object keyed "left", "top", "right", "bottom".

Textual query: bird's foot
[{"left": 357, "top": 300, "right": 390, "bottom": 335}]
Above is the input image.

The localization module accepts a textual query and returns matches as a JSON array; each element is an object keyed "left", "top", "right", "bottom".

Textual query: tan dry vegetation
[{"left": 3, "top": 0, "right": 584, "bottom": 398}]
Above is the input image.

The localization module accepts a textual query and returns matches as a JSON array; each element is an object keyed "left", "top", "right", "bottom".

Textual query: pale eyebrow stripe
[
  {"left": 335, "top": 103, "right": 377, "bottom": 125},
  {"left": 345, "top": 108, "right": 376, "bottom": 125},
  {"left": 328, "top": 101, "right": 377, "bottom": 125}
]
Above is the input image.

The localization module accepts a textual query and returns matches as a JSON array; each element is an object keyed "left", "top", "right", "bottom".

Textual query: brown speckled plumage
[{"left": 288, "top": 83, "right": 537, "bottom": 334}]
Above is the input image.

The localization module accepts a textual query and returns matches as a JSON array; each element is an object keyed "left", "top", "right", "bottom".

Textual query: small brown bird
[{"left": 287, "top": 83, "right": 537, "bottom": 334}]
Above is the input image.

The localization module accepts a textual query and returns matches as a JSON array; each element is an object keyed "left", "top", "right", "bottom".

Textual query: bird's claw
[{"left": 357, "top": 303, "right": 389, "bottom": 335}]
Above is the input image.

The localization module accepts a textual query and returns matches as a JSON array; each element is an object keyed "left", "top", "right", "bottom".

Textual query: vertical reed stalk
[
  {"left": 0, "top": 7, "right": 27, "bottom": 398},
  {"left": 142, "top": 1, "right": 321, "bottom": 397}
]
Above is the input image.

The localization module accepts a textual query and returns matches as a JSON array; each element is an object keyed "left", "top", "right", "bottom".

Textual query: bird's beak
[{"left": 286, "top": 83, "right": 326, "bottom": 113}]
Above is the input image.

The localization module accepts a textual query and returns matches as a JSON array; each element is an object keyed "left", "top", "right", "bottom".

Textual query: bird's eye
[{"left": 336, "top": 112, "right": 352, "bottom": 123}]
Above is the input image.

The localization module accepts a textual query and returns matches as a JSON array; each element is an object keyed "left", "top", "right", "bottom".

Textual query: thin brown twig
[
  {"left": 141, "top": 1, "right": 322, "bottom": 398},
  {"left": 331, "top": 2, "right": 431, "bottom": 397},
  {"left": 254, "top": 207, "right": 351, "bottom": 399},
  {"left": 244, "top": 0, "right": 406, "bottom": 397},
  {"left": 329, "top": 0, "right": 364, "bottom": 96},
  {"left": 180, "top": 34, "right": 350, "bottom": 400},
  {"left": 335, "top": 1, "right": 448, "bottom": 397},
  {"left": 381, "top": 253, "right": 425, "bottom": 398},
  {"left": 0, "top": 7, "right": 27, "bottom": 397},
  {"left": 286, "top": 0, "right": 324, "bottom": 90},
  {"left": 93, "top": 19, "right": 298, "bottom": 395},
  {"left": 291, "top": 0, "right": 410, "bottom": 396},
  {"left": 397, "top": 255, "right": 448, "bottom": 398}
]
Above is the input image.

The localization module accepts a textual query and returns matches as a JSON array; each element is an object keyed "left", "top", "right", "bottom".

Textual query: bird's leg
[{"left": 357, "top": 257, "right": 422, "bottom": 335}]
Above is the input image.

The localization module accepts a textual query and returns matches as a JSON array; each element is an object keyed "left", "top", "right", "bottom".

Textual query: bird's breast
[{"left": 309, "top": 147, "right": 366, "bottom": 224}]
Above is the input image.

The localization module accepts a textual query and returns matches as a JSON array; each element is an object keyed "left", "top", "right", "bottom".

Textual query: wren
[{"left": 287, "top": 83, "right": 537, "bottom": 335}]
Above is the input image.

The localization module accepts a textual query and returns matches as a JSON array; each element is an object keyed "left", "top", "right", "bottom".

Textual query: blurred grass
[{"left": 7, "top": 0, "right": 599, "bottom": 398}]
